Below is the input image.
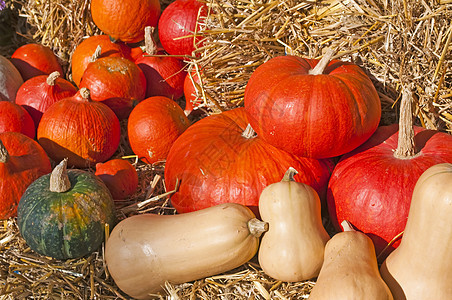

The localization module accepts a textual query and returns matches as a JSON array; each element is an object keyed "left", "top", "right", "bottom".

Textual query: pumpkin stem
[
  {"left": 46, "top": 71, "right": 60, "bottom": 86},
  {"left": 79, "top": 87, "right": 90, "bottom": 101},
  {"left": 282, "top": 167, "right": 298, "bottom": 182},
  {"left": 308, "top": 48, "right": 336, "bottom": 75},
  {"left": 341, "top": 220, "right": 356, "bottom": 232},
  {"left": 394, "top": 87, "right": 416, "bottom": 159},
  {"left": 50, "top": 158, "right": 72, "bottom": 193},
  {"left": 89, "top": 45, "right": 102, "bottom": 63},
  {"left": 247, "top": 218, "right": 269, "bottom": 238},
  {"left": 0, "top": 140, "right": 9, "bottom": 163},
  {"left": 242, "top": 124, "right": 257, "bottom": 139},
  {"left": 144, "top": 26, "right": 158, "bottom": 55}
]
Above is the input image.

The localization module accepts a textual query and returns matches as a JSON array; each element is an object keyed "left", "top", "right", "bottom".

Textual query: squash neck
[
  {"left": 50, "top": 158, "right": 72, "bottom": 193},
  {"left": 0, "top": 140, "right": 9, "bottom": 163},
  {"left": 393, "top": 87, "right": 416, "bottom": 159}
]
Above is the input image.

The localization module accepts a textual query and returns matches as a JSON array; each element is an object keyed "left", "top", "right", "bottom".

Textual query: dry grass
[{"left": 1, "top": 0, "right": 451, "bottom": 299}]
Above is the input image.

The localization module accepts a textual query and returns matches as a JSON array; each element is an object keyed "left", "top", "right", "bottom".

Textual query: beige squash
[
  {"left": 380, "top": 163, "right": 452, "bottom": 300},
  {"left": 258, "top": 167, "right": 330, "bottom": 282},
  {"left": 0, "top": 55, "right": 23, "bottom": 102},
  {"left": 309, "top": 220, "right": 393, "bottom": 300},
  {"left": 105, "top": 202, "right": 268, "bottom": 299}
]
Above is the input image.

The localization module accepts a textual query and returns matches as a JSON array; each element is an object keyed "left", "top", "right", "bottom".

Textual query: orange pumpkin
[
  {"left": 95, "top": 159, "right": 139, "bottom": 200},
  {"left": 0, "top": 101, "right": 35, "bottom": 139}
]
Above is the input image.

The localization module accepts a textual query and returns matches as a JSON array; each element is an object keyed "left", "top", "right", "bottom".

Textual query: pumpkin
[
  {"left": 37, "top": 88, "right": 121, "bottom": 168},
  {"left": 0, "top": 101, "right": 35, "bottom": 139},
  {"left": 90, "top": 0, "right": 161, "bottom": 43},
  {"left": 380, "top": 163, "right": 452, "bottom": 300},
  {"left": 183, "top": 67, "right": 202, "bottom": 114},
  {"left": 10, "top": 43, "right": 64, "bottom": 81},
  {"left": 164, "top": 107, "right": 334, "bottom": 214},
  {"left": 158, "top": 0, "right": 208, "bottom": 57},
  {"left": 95, "top": 158, "right": 139, "bottom": 200},
  {"left": 14, "top": 71, "right": 77, "bottom": 128},
  {"left": 135, "top": 27, "right": 187, "bottom": 100},
  {"left": 244, "top": 49, "right": 381, "bottom": 159},
  {"left": 327, "top": 88, "right": 452, "bottom": 259},
  {"left": 71, "top": 35, "right": 133, "bottom": 86},
  {"left": 79, "top": 56, "right": 147, "bottom": 119},
  {"left": 0, "top": 131, "right": 51, "bottom": 219},
  {"left": 17, "top": 159, "right": 116, "bottom": 260},
  {"left": 0, "top": 55, "right": 23, "bottom": 102},
  {"left": 309, "top": 220, "right": 394, "bottom": 300},
  {"left": 105, "top": 203, "right": 268, "bottom": 299},
  {"left": 128, "top": 96, "right": 190, "bottom": 164},
  {"left": 258, "top": 167, "right": 330, "bottom": 282}
]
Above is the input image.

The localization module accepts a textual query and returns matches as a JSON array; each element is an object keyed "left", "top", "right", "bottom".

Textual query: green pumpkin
[{"left": 17, "top": 159, "right": 116, "bottom": 260}]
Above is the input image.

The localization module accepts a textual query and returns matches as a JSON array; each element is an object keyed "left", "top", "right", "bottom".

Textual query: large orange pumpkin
[
  {"left": 37, "top": 88, "right": 121, "bottom": 168},
  {"left": 164, "top": 107, "right": 334, "bottom": 215},
  {"left": 0, "top": 131, "right": 51, "bottom": 219},
  {"left": 0, "top": 101, "right": 35, "bottom": 139},
  {"left": 90, "top": 0, "right": 161, "bottom": 44},
  {"left": 244, "top": 51, "right": 381, "bottom": 159}
]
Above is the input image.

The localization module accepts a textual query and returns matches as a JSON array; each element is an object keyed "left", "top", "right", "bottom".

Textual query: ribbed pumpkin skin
[
  {"left": 71, "top": 35, "right": 133, "bottom": 86},
  {"left": 91, "top": 0, "right": 161, "bottom": 43},
  {"left": 37, "top": 90, "right": 121, "bottom": 168},
  {"left": 15, "top": 73, "right": 77, "bottom": 128},
  {"left": 158, "top": 0, "right": 208, "bottom": 56},
  {"left": 164, "top": 107, "right": 334, "bottom": 214},
  {"left": 79, "top": 57, "right": 147, "bottom": 119},
  {"left": 244, "top": 55, "right": 381, "bottom": 159},
  {"left": 183, "top": 70, "right": 201, "bottom": 113},
  {"left": 327, "top": 124, "right": 452, "bottom": 258},
  {"left": 10, "top": 43, "right": 64, "bottom": 81},
  {"left": 0, "top": 55, "right": 24, "bottom": 102},
  {"left": 0, "top": 101, "right": 36, "bottom": 139},
  {"left": 0, "top": 132, "right": 52, "bottom": 219},
  {"left": 17, "top": 169, "right": 116, "bottom": 259}
]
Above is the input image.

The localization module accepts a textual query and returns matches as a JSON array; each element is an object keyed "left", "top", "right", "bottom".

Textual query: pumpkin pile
[{"left": 0, "top": 0, "right": 451, "bottom": 298}]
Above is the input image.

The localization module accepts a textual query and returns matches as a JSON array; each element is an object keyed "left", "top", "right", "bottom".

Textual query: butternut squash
[
  {"left": 309, "top": 220, "right": 393, "bottom": 300},
  {"left": 258, "top": 167, "right": 330, "bottom": 282},
  {"left": 380, "top": 163, "right": 452, "bottom": 300},
  {"left": 105, "top": 203, "right": 268, "bottom": 299}
]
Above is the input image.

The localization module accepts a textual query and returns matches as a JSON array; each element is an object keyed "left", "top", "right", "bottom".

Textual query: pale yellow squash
[
  {"left": 309, "top": 220, "right": 393, "bottom": 300},
  {"left": 380, "top": 163, "right": 452, "bottom": 300},
  {"left": 258, "top": 167, "right": 330, "bottom": 282},
  {"left": 105, "top": 202, "right": 268, "bottom": 299}
]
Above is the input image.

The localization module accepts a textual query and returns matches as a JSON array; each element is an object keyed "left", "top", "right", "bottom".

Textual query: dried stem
[
  {"left": 0, "top": 140, "right": 9, "bottom": 163},
  {"left": 241, "top": 124, "right": 257, "bottom": 139},
  {"left": 46, "top": 71, "right": 60, "bottom": 86},
  {"left": 308, "top": 48, "right": 337, "bottom": 75},
  {"left": 50, "top": 158, "right": 71, "bottom": 193},
  {"left": 282, "top": 167, "right": 298, "bottom": 182},
  {"left": 144, "top": 26, "right": 157, "bottom": 55},
  {"left": 394, "top": 87, "right": 416, "bottom": 158}
]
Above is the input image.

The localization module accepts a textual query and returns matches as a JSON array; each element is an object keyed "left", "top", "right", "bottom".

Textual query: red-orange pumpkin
[
  {"left": 15, "top": 71, "right": 77, "bottom": 128},
  {"left": 79, "top": 56, "right": 147, "bottom": 119},
  {"left": 37, "top": 88, "right": 121, "bottom": 168},
  {"left": 164, "top": 107, "right": 334, "bottom": 214},
  {"left": 128, "top": 96, "right": 190, "bottom": 164},
  {"left": 244, "top": 50, "right": 381, "bottom": 159},
  {"left": 183, "top": 68, "right": 202, "bottom": 114},
  {"left": 0, "top": 131, "right": 51, "bottom": 219},
  {"left": 90, "top": 0, "right": 161, "bottom": 44},
  {"left": 95, "top": 159, "right": 139, "bottom": 200},
  {"left": 10, "top": 43, "right": 64, "bottom": 81},
  {"left": 0, "top": 101, "right": 35, "bottom": 139},
  {"left": 71, "top": 35, "right": 133, "bottom": 86}
]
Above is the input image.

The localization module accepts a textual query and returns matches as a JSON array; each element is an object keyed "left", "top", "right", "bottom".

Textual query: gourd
[
  {"left": 0, "top": 101, "right": 35, "bottom": 139},
  {"left": 0, "top": 131, "right": 52, "bottom": 219},
  {"left": 90, "top": 0, "right": 161, "bottom": 43},
  {"left": 258, "top": 167, "right": 330, "bottom": 282},
  {"left": 14, "top": 71, "right": 77, "bottom": 128},
  {"left": 105, "top": 202, "right": 268, "bottom": 299},
  {"left": 10, "top": 43, "right": 64, "bottom": 81},
  {"left": 37, "top": 88, "right": 121, "bottom": 168},
  {"left": 128, "top": 96, "right": 190, "bottom": 164},
  {"left": 0, "top": 55, "right": 23, "bottom": 102},
  {"left": 71, "top": 35, "right": 133, "bottom": 86},
  {"left": 135, "top": 27, "right": 187, "bottom": 100},
  {"left": 17, "top": 159, "right": 116, "bottom": 259},
  {"left": 164, "top": 107, "right": 334, "bottom": 214},
  {"left": 158, "top": 0, "right": 208, "bottom": 57},
  {"left": 380, "top": 163, "right": 452, "bottom": 300},
  {"left": 309, "top": 220, "right": 394, "bottom": 300},
  {"left": 95, "top": 158, "right": 139, "bottom": 200},
  {"left": 327, "top": 88, "right": 452, "bottom": 258},
  {"left": 244, "top": 49, "right": 381, "bottom": 159},
  {"left": 79, "top": 56, "right": 146, "bottom": 119}
]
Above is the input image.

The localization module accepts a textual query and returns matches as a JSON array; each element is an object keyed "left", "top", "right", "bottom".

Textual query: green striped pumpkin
[{"left": 17, "top": 159, "right": 116, "bottom": 260}]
